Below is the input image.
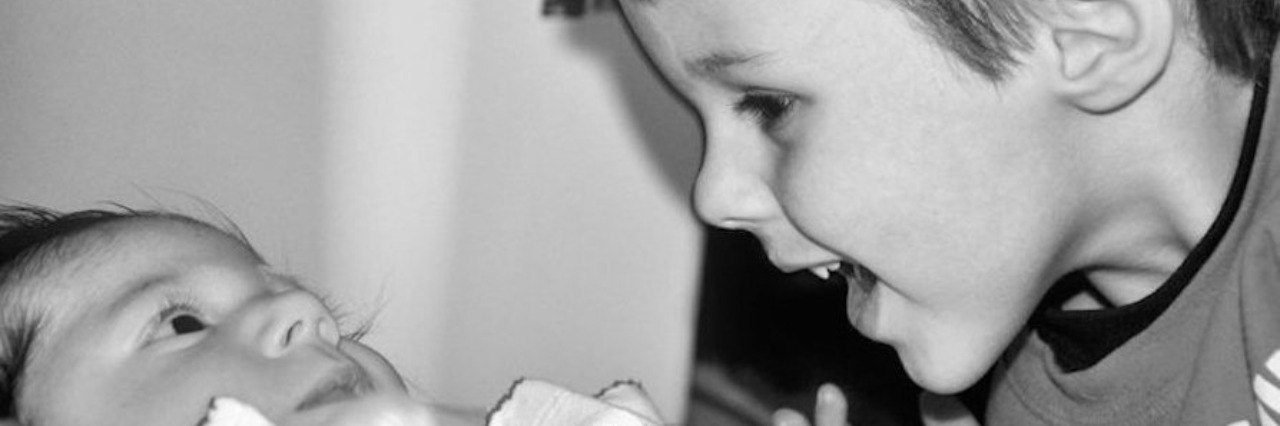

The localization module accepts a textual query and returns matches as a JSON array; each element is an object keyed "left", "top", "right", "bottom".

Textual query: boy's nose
[
  {"left": 235, "top": 290, "right": 341, "bottom": 358},
  {"left": 693, "top": 136, "right": 776, "bottom": 230}
]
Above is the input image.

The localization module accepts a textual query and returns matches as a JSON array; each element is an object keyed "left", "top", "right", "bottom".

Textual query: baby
[
  {"left": 0, "top": 205, "right": 434, "bottom": 425},
  {"left": 0, "top": 206, "right": 662, "bottom": 426}
]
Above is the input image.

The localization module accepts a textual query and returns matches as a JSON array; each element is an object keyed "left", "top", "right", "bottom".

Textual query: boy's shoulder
[
  {"left": 1213, "top": 126, "right": 1280, "bottom": 425},
  {"left": 983, "top": 79, "right": 1280, "bottom": 425}
]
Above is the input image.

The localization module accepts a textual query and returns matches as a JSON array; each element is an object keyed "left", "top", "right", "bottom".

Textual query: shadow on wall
[{"left": 558, "top": 7, "right": 702, "bottom": 200}]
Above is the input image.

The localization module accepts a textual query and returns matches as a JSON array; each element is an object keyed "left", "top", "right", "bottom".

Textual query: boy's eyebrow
[
  {"left": 619, "top": 0, "right": 659, "bottom": 7},
  {"left": 686, "top": 50, "right": 769, "bottom": 78}
]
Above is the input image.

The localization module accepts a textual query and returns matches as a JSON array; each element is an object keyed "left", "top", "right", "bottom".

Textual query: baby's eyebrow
[
  {"left": 107, "top": 274, "right": 179, "bottom": 314},
  {"left": 262, "top": 269, "right": 310, "bottom": 291}
]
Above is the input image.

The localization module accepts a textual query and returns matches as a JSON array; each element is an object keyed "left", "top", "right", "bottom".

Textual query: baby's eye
[
  {"left": 734, "top": 91, "right": 798, "bottom": 132},
  {"left": 150, "top": 302, "right": 210, "bottom": 342},
  {"left": 168, "top": 314, "right": 207, "bottom": 335}
]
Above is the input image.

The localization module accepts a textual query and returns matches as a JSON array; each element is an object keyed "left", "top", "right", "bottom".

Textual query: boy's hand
[
  {"left": 276, "top": 394, "right": 482, "bottom": 426},
  {"left": 771, "top": 383, "right": 849, "bottom": 426}
]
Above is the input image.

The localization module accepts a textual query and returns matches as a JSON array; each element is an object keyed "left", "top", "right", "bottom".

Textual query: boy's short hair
[
  {"left": 0, "top": 205, "right": 249, "bottom": 418},
  {"left": 899, "top": 0, "right": 1280, "bottom": 80}
]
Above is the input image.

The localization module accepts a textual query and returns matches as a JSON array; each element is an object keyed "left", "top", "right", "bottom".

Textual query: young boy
[{"left": 617, "top": 0, "right": 1280, "bottom": 424}]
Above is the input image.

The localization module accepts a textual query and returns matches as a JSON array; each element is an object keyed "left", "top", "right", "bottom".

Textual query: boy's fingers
[
  {"left": 771, "top": 384, "right": 852, "bottom": 426},
  {"left": 772, "top": 408, "right": 812, "bottom": 426},
  {"left": 918, "top": 392, "right": 981, "bottom": 426},
  {"left": 814, "top": 384, "right": 850, "bottom": 426}
]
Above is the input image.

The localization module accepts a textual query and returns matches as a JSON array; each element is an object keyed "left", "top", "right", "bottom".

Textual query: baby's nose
[{"left": 242, "top": 290, "right": 340, "bottom": 358}]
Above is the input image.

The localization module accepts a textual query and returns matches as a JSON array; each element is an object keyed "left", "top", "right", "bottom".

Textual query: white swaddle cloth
[
  {"left": 486, "top": 379, "right": 663, "bottom": 426},
  {"left": 199, "top": 379, "right": 663, "bottom": 426},
  {"left": 200, "top": 398, "right": 274, "bottom": 426}
]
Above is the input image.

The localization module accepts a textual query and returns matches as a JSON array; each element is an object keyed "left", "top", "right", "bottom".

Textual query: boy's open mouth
[
  {"left": 810, "top": 261, "right": 880, "bottom": 328},
  {"left": 809, "top": 261, "right": 878, "bottom": 293}
]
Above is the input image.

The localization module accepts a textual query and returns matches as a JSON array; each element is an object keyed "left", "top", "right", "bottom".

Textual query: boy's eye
[
  {"left": 734, "top": 91, "right": 798, "bottom": 131},
  {"left": 169, "top": 314, "right": 207, "bottom": 335}
]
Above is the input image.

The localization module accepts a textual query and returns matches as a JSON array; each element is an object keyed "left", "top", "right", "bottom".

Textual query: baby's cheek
[{"left": 337, "top": 340, "right": 405, "bottom": 392}]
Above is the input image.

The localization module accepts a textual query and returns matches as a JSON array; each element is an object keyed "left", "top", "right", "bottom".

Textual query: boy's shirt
[{"left": 984, "top": 54, "right": 1280, "bottom": 426}]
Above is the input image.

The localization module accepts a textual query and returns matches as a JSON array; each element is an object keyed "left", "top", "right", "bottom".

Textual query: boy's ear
[{"left": 1040, "top": 0, "right": 1175, "bottom": 113}]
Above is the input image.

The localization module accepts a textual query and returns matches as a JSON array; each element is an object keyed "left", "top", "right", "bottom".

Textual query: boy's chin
[{"left": 897, "top": 346, "right": 992, "bottom": 395}]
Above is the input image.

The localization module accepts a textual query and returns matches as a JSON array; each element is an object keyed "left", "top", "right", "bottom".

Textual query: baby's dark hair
[{"left": 0, "top": 204, "right": 246, "bottom": 419}]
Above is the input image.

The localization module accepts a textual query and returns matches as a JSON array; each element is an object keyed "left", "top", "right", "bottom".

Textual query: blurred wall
[
  {"left": 0, "top": 0, "right": 702, "bottom": 418},
  {"left": 0, "top": 0, "right": 326, "bottom": 275},
  {"left": 442, "top": 2, "right": 701, "bottom": 415}
]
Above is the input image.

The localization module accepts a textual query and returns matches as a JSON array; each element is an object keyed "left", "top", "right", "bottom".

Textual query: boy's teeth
[{"left": 809, "top": 263, "right": 842, "bottom": 281}]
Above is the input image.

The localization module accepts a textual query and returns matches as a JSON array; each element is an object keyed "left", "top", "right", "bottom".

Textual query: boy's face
[
  {"left": 623, "top": 0, "right": 1079, "bottom": 392},
  {"left": 10, "top": 218, "right": 405, "bottom": 425}
]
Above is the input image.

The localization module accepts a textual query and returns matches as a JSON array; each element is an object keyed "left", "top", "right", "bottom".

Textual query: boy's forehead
[{"left": 624, "top": 0, "right": 841, "bottom": 70}]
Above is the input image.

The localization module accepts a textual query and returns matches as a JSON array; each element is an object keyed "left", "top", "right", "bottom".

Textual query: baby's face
[
  {"left": 8, "top": 217, "right": 404, "bottom": 425},
  {"left": 622, "top": 0, "right": 1079, "bottom": 393}
]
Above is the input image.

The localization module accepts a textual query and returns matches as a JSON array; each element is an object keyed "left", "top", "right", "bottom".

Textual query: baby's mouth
[{"left": 295, "top": 366, "right": 375, "bottom": 412}]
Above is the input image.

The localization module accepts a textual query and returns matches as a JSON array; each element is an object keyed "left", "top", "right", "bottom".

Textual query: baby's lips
[{"left": 279, "top": 393, "right": 440, "bottom": 426}]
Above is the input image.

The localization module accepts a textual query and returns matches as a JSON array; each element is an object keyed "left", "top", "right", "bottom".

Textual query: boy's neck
[{"left": 1062, "top": 50, "right": 1260, "bottom": 310}]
